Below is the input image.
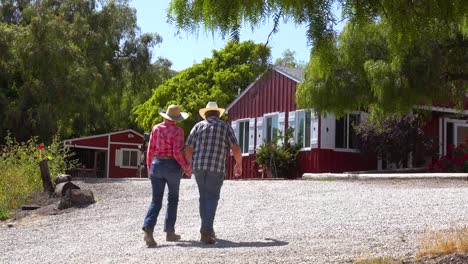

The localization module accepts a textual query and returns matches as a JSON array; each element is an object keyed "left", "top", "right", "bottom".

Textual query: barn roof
[
  {"left": 226, "top": 66, "right": 304, "bottom": 112},
  {"left": 64, "top": 129, "right": 143, "bottom": 143}
]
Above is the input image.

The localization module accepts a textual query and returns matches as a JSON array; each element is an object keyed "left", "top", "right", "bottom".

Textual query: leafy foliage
[
  {"left": 274, "top": 49, "right": 306, "bottom": 69},
  {"left": 354, "top": 113, "right": 431, "bottom": 168},
  {"left": 133, "top": 41, "right": 270, "bottom": 133},
  {"left": 255, "top": 128, "right": 300, "bottom": 178},
  {"left": 168, "top": 0, "right": 468, "bottom": 115},
  {"left": 0, "top": 133, "right": 78, "bottom": 220},
  {"left": 429, "top": 144, "right": 468, "bottom": 173},
  {"left": 0, "top": 0, "right": 173, "bottom": 144}
]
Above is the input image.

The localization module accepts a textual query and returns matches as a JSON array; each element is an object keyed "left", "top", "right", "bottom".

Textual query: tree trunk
[{"left": 39, "top": 160, "right": 54, "bottom": 195}]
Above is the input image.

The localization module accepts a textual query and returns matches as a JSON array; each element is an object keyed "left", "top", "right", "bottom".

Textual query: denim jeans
[
  {"left": 193, "top": 170, "right": 225, "bottom": 234},
  {"left": 143, "top": 158, "right": 182, "bottom": 233}
]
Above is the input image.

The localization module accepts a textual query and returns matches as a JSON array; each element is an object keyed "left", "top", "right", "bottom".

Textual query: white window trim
[
  {"left": 295, "top": 109, "right": 319, "bottom": 151},
  {"left": 120, "top": 148, "right": 140, "bottom": 169},
  {"left": 442, "top": 117, "right": 468, "bottom": 155},
  {"left": 263, "top": 112, "right": 280, "bottom": 143},
  {"left": 333, "top": 112, "right": 363, "bottom": 152},
  {"left": 236, "top": 118, "right": 251, "bottom": 156}
]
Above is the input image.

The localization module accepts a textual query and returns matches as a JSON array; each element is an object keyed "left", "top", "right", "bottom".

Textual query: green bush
[
  {"left": 255, "top": 128, "right": 300, "bottom": 178},
  {"left": 0, "top": 133, "right": 78, "bottom": 220}
]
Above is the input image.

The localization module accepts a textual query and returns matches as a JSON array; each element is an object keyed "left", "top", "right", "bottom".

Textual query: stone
[
  {"left": 70, "top": 189, "right": 95, "bottom": 207},
  {"left": 55, "top": 174, "right": 72, "bottom": 185}
]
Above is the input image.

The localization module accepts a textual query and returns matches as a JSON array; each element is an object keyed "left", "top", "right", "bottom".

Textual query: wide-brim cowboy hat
[
  {"left": 199, "top": 101, "right": 225, "bottom": 119},
  {"left": 159, "top": 105, "right": 189, "bottom": 122}
]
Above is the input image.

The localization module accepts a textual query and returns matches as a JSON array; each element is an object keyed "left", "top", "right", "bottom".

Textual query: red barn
[
  {"left": 225, "top": 66, "right": 468, "bottom": 179},
  {"left": 64, "top": 129, "right": 145, "bottom": 178}
]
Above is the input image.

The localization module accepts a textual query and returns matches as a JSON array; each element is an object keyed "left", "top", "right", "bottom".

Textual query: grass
[
  {"left": 354, "top": 257, "right": 400, "bottom": 264},
  {"left": 417, "top": 226, "right": 468, "bottom": 259},
  {"left": 353, "top": 226, "right": 468, "bottom": 263}
]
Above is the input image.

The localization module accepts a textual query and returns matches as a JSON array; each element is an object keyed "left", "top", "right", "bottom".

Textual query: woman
[{"left": 142, "top": 105, "right": 192, "bottom": 247}]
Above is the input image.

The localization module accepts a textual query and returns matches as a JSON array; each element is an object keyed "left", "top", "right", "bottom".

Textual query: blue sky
[{"left": 130, "top": 0, "right": 314, "bottom": 71}]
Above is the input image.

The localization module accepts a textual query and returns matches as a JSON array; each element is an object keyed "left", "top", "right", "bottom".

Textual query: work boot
[
  {"left": 166, "top": 232, "right": 181, "bottom": 242},
  {"left": 142, "top": 227, "right": 157, "bottom": 247},
  {"left": 200, "top": 231, "right": 216, "bottom": 244}
]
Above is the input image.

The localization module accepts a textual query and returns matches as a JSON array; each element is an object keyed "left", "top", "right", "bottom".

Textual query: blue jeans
[
  {"left": 143, "top": 159, "right": 182, "bottom": 233},
  {"left": 193, "top": 170, "right": 225, "bottom": 234}
]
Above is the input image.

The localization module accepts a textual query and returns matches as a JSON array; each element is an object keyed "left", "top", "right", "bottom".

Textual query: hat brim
[
  {"left": 199, "top": 107, "right": 225, "bottom": 119},
  {"left": 159, "top": 111, "right": 189, "bottom": 122}
]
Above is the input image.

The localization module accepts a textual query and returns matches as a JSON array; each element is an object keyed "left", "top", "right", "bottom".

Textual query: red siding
[
  {"left": 226, "top": 68, "right": 377, "bottom": 179},
  {"left": 110, "top": 131, "right": 144, "bottom": 144},
  {"left": 109, "top": 144, "right": 140, "bottom": 178},
  {"left": 66, "top": 135, "right": 108, "bottom": 149}
]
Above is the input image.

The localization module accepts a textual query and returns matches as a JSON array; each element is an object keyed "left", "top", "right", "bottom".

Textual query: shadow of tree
[{"left": 175, "top": 238, "right": 288, "bottom": 248}]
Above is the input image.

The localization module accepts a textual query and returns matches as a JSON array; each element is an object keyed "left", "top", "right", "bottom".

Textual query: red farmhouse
[
  {"left": 64, "top": 129, "right": 144, "bottom": 178},
  {"left": 225, "top": 66, "right": 468, "bottom": 179}
]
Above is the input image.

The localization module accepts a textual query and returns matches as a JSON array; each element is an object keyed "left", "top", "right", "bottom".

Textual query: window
[
  {"left": 335, "top": 113, "right": 360, "bottom": 149},
  {"left": 265, "top": 115, "right": 279, "bottom": 143},
  {"left": 238, "top": 120, "right": 250, "bottom": 154},
  {"left": 121, "top": 149, "right": 139, "bottom": 168},
  {"left": 297, "top": 110, "right": 312, "bottom": 148}
]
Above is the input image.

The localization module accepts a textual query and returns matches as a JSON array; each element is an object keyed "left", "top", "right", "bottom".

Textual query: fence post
[{"left": 39, "top": 160, "right": 54, "bottom": 195}]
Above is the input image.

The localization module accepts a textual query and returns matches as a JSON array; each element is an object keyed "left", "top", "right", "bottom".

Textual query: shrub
[
  {"left": 429, "top": 144, "right": 468, "bottom": 173},
  {"left": 355, "top": 113, "right": 432, "bottom": 168},
  {"left": 0, "top": 133, "right": 78, "bottom": 219},
  {"left": 255, "top": 128, "right": 300, "bottom": 178}
]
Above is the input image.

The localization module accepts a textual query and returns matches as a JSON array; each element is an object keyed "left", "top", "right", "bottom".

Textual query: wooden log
[
  {"left": 55, "top": 182, "right": 80, "bottom": 197},
  {"left": 39, "top": 160, "right": 54, "bottom": 195}
]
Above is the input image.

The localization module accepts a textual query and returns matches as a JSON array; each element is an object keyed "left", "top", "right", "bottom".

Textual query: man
[
  {"left": 142, "top": 105, "right": 192, "bottom": 247},
  {"left": 185, "top": 101, "right": 242, "bottom": 244}
]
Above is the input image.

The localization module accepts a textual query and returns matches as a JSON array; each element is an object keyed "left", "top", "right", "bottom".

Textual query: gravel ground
[{"left": 1, "top": 178, "right": 468, "bottom": 264}]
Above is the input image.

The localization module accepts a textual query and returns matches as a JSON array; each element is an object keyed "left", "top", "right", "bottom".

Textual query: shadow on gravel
[{"left": 176, "top": 238, "right": 288, "bottom": 248}]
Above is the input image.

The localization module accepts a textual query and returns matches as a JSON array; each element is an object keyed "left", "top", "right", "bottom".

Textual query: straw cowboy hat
[
  {"left": 199, "top": 101, "right": 225, "bottom": 119},
  {"left": 159, "top": 105, "right": 189, "bottom": 122}
]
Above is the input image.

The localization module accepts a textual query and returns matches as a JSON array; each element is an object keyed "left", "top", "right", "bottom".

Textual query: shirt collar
[{"left": 163, "top": 119, "right": 177, "bottom": 125}]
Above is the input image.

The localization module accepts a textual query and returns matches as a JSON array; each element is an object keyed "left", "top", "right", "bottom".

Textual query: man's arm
[
  {"left": 231, "top": 144, "right": 242, "bottom": 177},
  {"left": 184, "top": 145, "right": 194, "bottom": 164}
]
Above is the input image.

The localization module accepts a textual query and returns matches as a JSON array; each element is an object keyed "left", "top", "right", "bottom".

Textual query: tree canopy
[
  {"left": 168, "top": 0, "right": 468, "bottom": 115},
  {"left": 133, "top": 40, "right": 270, "bottom": 133},
  {"left": 274, "top": 49, "right": 305, "bottom": 69},
  {"left": 0, "top": 0, "right": 173, "bottom": 144}
]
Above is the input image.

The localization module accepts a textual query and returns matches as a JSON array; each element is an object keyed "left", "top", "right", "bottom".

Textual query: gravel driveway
[{"left": 1, "top": 178, "right": 468, "bottom": 264}]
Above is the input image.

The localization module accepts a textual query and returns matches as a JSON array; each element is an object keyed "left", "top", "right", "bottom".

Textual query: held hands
[
  {"left": 233, "top": 164, "right": 242, "bottom": 178},
  {"left": 184, "top": 168, "right": 192, "bottom": 179}
]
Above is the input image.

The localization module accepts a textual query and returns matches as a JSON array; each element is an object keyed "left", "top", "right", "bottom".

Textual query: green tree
[
  {"left": 133, "top": 40, "right": 270, "bottom": 133},
  {"left": 0, "top": 0, "right": 172, "bottom": 144},
  {"left": 274, "top": 49, "right": 305, "bottom": 68},
  {"left": 167, "top": 0, "right": 468, "bottom": 114}
]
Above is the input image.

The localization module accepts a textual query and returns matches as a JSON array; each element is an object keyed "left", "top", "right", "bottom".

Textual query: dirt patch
[
  {"left": 7, "top": 192, "right": 72, "bottom": 223},
  {"left": 401, "top": 253, "right": 468, "bottom": 264}
]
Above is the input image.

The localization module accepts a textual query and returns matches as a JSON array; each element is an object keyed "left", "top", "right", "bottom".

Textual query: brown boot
[
  {"left": 142, "top": 227, "right": 157, "bottom": 247},
  {"left": 200, "top": 232, "right": 216, "bottom": 244},
  {"left": 166, "top": 232, "right": 181, "bottom": 242}
]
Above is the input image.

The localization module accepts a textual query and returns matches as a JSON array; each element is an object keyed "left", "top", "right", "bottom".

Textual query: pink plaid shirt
[{"left": 146, "top": 119, "right": 191, "bottom": 173}]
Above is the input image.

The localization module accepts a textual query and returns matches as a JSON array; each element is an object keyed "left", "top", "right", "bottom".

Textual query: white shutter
[
  {"left": 230, "top": 121, "right": 238, "bottom": 156},
  {"left": 320, "top": 113, "right": 335, "bottom": 149},
  {"left": 255, "top": 117, "right": 264, "bottom": 149},
  {"left": 311, "top": 112, "right": 319, "bottom": 146},
  {"left": 288, "top": 111, "right": 297, "bottom": 143},
  {"left": 278, "top": 112, "right": 286, "bottom": 135},
  {"left": 115, "top": 149, "right": 122, "bottom": 167},
  {"left": 231, "top": 120, "right": 238, "bottom": 140},
  {"left": 248, "top": 118, "right": 255, "bottom": 154},
  {"left": 278, "top": 112, "right": 286, "bottom": 146}
]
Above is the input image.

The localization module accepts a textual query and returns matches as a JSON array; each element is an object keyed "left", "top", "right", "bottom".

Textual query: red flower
[{"left": 37, "top": 145, "right": 44, "bottom": 150}]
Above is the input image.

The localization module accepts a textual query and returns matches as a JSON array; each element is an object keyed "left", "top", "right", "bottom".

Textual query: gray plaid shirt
[{"left": 186, "top": 116, "right": 238, "bottom": 173}]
